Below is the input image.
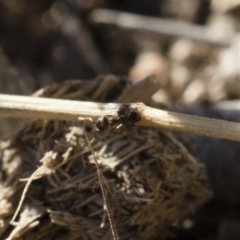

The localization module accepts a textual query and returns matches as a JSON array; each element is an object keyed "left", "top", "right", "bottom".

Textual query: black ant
[{"left": 95, "top": 104, "right": 141, "bottom": 133}]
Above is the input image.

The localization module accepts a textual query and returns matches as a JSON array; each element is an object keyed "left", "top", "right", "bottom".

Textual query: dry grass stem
[
  {"left": 138, "top": 104, "right": 240, "bottom": 142},
  {"left": 10, "top": 171, "right": 38, "bottom": 225},
  {"left": 84, "top": 132, "right": 119, "bottom": 240},
  {"left": 0, "top": 94, "right": 240, "bottom": 142},
  {"left": 0, "top": 94, "right": 118, "bottom": 121}
]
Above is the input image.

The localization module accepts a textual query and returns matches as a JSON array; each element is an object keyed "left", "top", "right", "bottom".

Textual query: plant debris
[{"left": 0, "top": 79, "right": 211, "bottom": 240}]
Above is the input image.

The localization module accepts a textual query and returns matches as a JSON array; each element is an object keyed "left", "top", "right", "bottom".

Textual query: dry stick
[
  {"left": 89, "top": 9, "right": 231, "bottom": 47},
  {"left": 84, "top": 132, "right": 119, "bottom": 240},
  {"left": 137, "top": 105, "right": 240, "bottom": 142},
  {"left": 0, "top": 94, "right": 119, "bottom": 121},
  {"left": 1, "top": 94, "right": 240, "bottom": 142}
]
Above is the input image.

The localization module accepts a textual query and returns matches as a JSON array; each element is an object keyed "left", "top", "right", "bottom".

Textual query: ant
[
  {"left": 83, "top": 104, "right": 141, "bottom": 239},
  {"left": 95, "top": 104, "right": 141, "bottom": 133}
]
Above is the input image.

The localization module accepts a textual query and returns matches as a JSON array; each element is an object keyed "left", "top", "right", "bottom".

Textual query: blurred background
[
  {"left": 0, "top": 0, "right": 237, "bottom": 99},
  {"left": 1, "top": 0, "right": 240, "bottom": 239}
]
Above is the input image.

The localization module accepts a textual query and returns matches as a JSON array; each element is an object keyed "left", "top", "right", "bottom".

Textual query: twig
[
  {"left": 89, "top": 9, "right": 231, "bottom": 47},
  {"left": 1, "top": 94, "right": 240, "bottom": 142}
]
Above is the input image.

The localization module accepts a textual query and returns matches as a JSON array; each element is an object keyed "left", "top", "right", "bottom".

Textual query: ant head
[
  {"left": 95, "top": 116, "right": 109, "bottom": 131},
  {"left": 127, "top": 110, "right": 141, "bottom": 123}
]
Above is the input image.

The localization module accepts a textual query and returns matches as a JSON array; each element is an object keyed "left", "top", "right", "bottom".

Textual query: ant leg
[
  {"left": 120, "top": 125, "right": 128, "bottom": 135},
  {"left": 111, "top": 122, "right": 129, "bottom": 134},
  {"left": 112, "top": 123, "right": 122, "bottom": 132}
]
